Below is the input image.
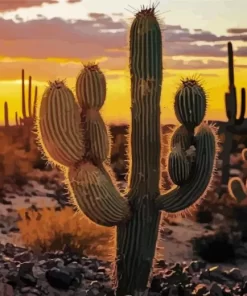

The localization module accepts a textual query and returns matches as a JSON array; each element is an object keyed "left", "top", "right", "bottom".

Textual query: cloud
[
  {"left": 227, "top": 28, "right": 247, "bottom": 34},
  {"left": 0, "top": 0, "right": 58, "bottom": 12},
  {"left": 0, "top": 16, "right": 126, "bottom": 59},
  {"left": 0, "top": 15, "right": 246, "bottom": 61},
  {"left": 0, "top": 12, "right": 246, "bottom": 78},
  {"left": 164, "top": 59, "right": 228, "bottom": 70}
]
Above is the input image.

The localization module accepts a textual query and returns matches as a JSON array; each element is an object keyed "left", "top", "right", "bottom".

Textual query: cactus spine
[
  {"left": 221, "top": 42, "right": 247, "bottom": 189},
  {"left": 36, "top": 6, "right": 217, "bottom": 295},
  {"left": 228, "top": 148, "right": 247, "bottom": 203}
]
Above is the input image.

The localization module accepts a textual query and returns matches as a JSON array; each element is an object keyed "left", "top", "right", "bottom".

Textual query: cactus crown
[
  {"left": 135, "top": 6, "right": 156, "bottom": 18},
  {"left": 48, "top": 80, "right": 66, "bottom": 90},
  {"left": 83, "top": 62, "right": 101, "bottom": 72}
]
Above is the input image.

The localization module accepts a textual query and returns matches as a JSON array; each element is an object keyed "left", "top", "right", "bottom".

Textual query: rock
[
  {"left": 210, "top": 283, "right": 223, "bottom": 296},
  {"left": 45, "top": 267, "right": 73, "bottom": 290},
  {"left": 226, "top": 268, "right": 243, "bottom": 282},
  {"left": 0, "top": 283, "right": 14, "bottom": 296}
]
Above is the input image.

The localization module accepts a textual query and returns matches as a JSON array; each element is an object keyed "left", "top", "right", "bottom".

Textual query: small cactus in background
[
  {"left": 4, "top": 102, "right": 9, "bottom": 127},
  {"left": 221, "top": 42, "right": 247, "bottom": 190},
  {"left": 20, "top": 69, "right": 38, "bottom": 127},
  {"left": 1, "top": 69, "right": 38, "bottom": 128},
  {"left": 35, "top": 5, "right": 218, "bottom": 295},
  {"left": 15, "top": 112, "right": 20, "bottom": 126},
  {"left": 228, "top": 148, "right": 247, "bottom": 203}
]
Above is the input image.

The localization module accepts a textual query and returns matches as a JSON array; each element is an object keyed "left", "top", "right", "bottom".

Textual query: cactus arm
[
  {"left": 228, "top": 148, "right": 247, "bottom": 203},
  {"left": 28, "top": 76, "right": 32, "bottom": 117},
  {"left": 33, "top": 86, "right": 38, "bottom": 118},
  {"left": 21, "top": 69, "right": 26, "bottom": 119},
  {"left": 225, "top": 92, "right": 236, "bottom": 123},
  {"left": 67, "top": 163, "right": 131, "bottom": 227},
  {"left": 228, "top": 177, "right": 247, "bottom": 203},
  {"left": 236, "top": 88, "right": 246, "bottom": 125},
  {"left": 4, "top": 102, "right": 9, "bottom": 127},
  {"left": 15, "top": 112, "right": 19, "bottom": 126},
  {"left": 155, "top": 124, "right": 216, "bottom": 212}
]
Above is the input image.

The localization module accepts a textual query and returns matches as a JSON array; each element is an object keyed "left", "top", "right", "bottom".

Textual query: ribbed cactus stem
[
  {"left": 4, "top": 102, "right": 9, "bottom": 127},
  {"left": 174, "top": 78, "right": 207, "bottom": 128},
  {"left": 168, "top": 145, "right": 191, "bottom": 185},
  {"left": 76, "top": 63, "right": 106, "bottom": 109},
  {"left": 82, "top": 109, "right": 109, "bottom": 163},
  {"left": 128, "top": 6, "right": 162, "bottom": 193},
  {"left": 68, "top": 162, "right": 130, "bottom": 226},
  {"left": 156, "top": 124, "right": 216, "bottom": 211},
  {"left": 36, "top": 80, "right": 85, "bottom": 167}
]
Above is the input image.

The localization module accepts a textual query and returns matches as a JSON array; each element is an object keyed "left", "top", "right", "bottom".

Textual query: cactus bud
[
  {"left": 174, "top": 78, "right": 207, "bottom": 128},
  {"left": 76, "top": 63, "right": 106, "bottom": 110}
]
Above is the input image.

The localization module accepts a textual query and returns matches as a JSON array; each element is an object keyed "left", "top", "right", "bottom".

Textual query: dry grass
[
  {"left": 17, "top": 206, "right": 115, "bottom": 260},
  {"left": 0, "top": 127, "right": 43, "bottom": 189}
]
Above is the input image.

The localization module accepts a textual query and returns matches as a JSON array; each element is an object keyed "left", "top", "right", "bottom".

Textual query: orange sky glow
[{"left": 0, "top": 0, "right": 246, "bottom": 125}]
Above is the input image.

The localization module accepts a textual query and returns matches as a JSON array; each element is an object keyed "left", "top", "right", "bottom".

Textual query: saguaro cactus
[
  {"left": 35, "top": 6, "right": 218, "bottom": 295},
  {"left": 221, "top": 42, "right": 247, "bottom": 189},
  {"left": 4, "top": 102, "right": 9, "bottom": 127},
  {"left": 21, "top": 69, "right": 38, "bottom": 127},
  {"left": 228, "top": 148, "right": 247, "bottom": 203}
]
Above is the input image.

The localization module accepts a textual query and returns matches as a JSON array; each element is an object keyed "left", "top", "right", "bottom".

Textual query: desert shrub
[
  {"left": 192, "top": 231, "right": 236, "bottom": 263},
  {"left": 0, "top": 129, "right": 42, "bottom": 188},
  {"left": 17, "top": 206, "right": 115, "bottom": 260}
]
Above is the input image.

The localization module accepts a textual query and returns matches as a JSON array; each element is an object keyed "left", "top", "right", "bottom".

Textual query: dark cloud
[
  {"left": 0, "top": 0, "right": 58, "bottom": 12},
  {"left": 227, "top": 28, "right": 247, "bottom": 34}
]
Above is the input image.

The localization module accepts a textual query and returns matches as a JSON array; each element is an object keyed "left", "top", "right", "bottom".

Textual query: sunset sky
[{"left": 0, "top": 0, "right": 246, "bottom": 125}]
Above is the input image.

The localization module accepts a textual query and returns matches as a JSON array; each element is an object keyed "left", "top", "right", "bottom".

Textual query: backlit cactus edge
[{"left": 35, "top": 7, "right": 218, "bottom": 296}]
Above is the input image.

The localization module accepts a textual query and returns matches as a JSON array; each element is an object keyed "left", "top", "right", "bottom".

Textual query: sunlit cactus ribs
[
  {"left": 228, "top": 148, "right": 247, "bottom": 203},
  {"left": 35, "top": 5, "right": 218, "bottom": 296}
]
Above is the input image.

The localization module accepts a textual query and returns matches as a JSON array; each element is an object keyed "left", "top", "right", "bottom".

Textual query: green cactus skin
[
  {"left": 168, "top": 148, "right": 191, "bottom": 185},
  {"left": 36, "top": 6, "right": 217, "bottom": 296},
  {"left": 76, "top": 63, "right": 106, "bottom": 110},
  {"left": 83, "top": 109, "right": 109, "bottom": 163},
  {"left": 4, "top": 102, "right": 9, "bottom": 127},
  {"left": 37, "top": 80, "right": 84, "bottom": 167},
  {"left": 170, "top": 125, "right": 192, "bottom": 151},
  {"left": 68, "top": 162, "right": 130, "bottom": 226},
  {"left": 228, "top": 148, "right": 247, "bottom": 203},
  {"left": 174, "top": 78, "right": 207, "bottom": 128}
]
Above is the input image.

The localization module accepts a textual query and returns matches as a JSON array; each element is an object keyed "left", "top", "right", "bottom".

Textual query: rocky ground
[
  {"left": 1, "top": 169, "right": 247, "bottom": 295},
  {"left": 1, "top": 243, "right": 247, "bottom": 295}
]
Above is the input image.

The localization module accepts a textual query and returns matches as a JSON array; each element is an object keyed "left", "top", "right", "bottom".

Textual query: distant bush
[
  {"left": 17, "top": 207, "right": 115, "bottom": 260},
  {"left": 0, "top": 129, "right": 40, "bottom": 188},
  {"left": 192, "top": 231, "right": 236, "bottom": 263}
]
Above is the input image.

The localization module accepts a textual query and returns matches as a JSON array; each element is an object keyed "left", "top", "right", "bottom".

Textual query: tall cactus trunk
[
  {"left": 116, "top": 8, "right": 162, "bottom": 295},
  {"left": 116, "top": 206, "right": 160, "bottom": 295},
  {"left": 28, "top": 76, "right": 32, "bottom": 117},
  {"left": 4, "top": 102, "right": 9, "bottom": 127},
  {"left": 22, "top": 69, "right": 26, "bottom": 119}
]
